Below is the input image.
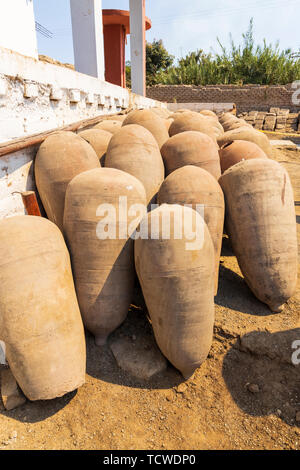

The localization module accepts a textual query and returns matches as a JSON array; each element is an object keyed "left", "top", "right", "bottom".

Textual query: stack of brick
[
  {"left": 286, "top": 113, "right": 299, "bottom": 132},
  {"left": 244, "top": 111, "right": 258, "bottom": 126},
  {"left": 254, "top": 112, "right": 266, "bottom": 130},
  {"left": 237, "top": 108, "right": 300, "bottom": 133},
  {"left": 263, "top": 113, "right": 277, "bottom": 131},
  {"left": 275, "top": 109, "right": 289, "bottom": 132},
  {"left": 269, "top": 107, "right": 281, "bottom": 115}
]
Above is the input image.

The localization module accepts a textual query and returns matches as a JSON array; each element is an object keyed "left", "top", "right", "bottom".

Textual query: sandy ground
[{"left": 0, "top": 141, "right": 299, "bottom": 451}]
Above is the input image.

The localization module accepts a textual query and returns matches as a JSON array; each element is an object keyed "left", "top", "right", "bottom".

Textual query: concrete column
[
  {"left": 129, "top": 0, "right": 146, "bottom": 96},
  {"left": 70, "top": 0, "right": 105, "bottom": 80},
  {"left": 0, "top": 0, "right": 38, "bottom": 59}
]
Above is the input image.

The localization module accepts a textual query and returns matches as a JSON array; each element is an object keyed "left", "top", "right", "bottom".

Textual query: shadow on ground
[
  {"left": 86, "top": 305, "right": 183, "bottom": 391},
  {"left": 215, "top": 264, "right": 272, "bottom": 317},
  {"left": 222, "top": 328, "right": 300, "bottom": 427},
  {"left": 0, "top": 390, "right": 77, "bottom": 424},
  {"left": 221, "top": 236, "right": 234, "bottom": 257}
]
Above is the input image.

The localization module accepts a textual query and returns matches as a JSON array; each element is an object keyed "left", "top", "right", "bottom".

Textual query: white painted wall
[
  {"left": 0, "top": 146, "right": 36, "bottom": 220},
  {"left": 0, "top": 0, "right": 38, "bottom": 59},
  {"left": 0, "top": 46, "right": 165, "bottom": 143},
  {"left": 167, "top": 103, "right": 235, "bottom": 113},
  {"left": 70, "top": 0, "right": 105, "bottom": 80},
  {"left": 130, "top": 0, "right": 146, "bottom": 96},
  {"left": 0, "top": 47, "right": 166, "bottom": 219}
]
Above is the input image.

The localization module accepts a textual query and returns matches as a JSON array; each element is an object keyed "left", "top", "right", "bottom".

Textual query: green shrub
[{"left": 156, "top": 19, "right": 300, "bottom": 86}]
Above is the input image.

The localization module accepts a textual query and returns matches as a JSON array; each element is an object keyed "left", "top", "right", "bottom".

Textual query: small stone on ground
[
  {"left": 247, "top": 383, "right": 260, "bottom": 394},
  {"left": 110, "top": 335, "right": 167, "bottom": 380},
  {"left": 270, "top": 140, "right": 297, "bottom": 150},
  {"left": 1, "top": 368, "right": 26, "bottom": 411}
]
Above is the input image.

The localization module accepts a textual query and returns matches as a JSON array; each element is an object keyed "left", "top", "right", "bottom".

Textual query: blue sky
[{"left": 34, "top": 0, "right": 299, "bottom": 64}]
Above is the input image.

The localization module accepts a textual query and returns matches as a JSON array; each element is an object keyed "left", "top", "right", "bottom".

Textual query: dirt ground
[{"left": 0, "top": 139, "right": 299, "bottom": 451}]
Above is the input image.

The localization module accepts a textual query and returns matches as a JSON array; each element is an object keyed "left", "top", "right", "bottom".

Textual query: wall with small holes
[
  {"left": 0, "top": 46, "right": 166, "bottom": 219},
  {"left": 0, "top": 46, "right": 166, "bottom": 143}
]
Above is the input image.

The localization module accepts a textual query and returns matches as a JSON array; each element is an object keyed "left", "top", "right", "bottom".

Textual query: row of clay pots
[{"left": 0, "top": 107, "right": 297, "bottom": 402}]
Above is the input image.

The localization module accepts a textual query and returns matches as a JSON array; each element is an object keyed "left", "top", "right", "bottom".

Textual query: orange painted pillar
[
  {"left": 103, "top": 24, "right": 126, "bottom": 88},
  {"left": 102, "top": 9, "right": 151, "bottom": 89}
]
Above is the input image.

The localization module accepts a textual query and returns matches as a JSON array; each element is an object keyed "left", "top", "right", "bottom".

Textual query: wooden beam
[
  {"left": 0, "top": 113, "right": 121, "bottom": 158},
  {"left": 21, "top": 191, "right": 42, "bottom": 217}
]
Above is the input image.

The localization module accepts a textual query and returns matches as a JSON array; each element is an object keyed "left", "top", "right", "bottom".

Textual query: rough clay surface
[{"left": 0, "top": 142, "right": 299, "bottom": 450}]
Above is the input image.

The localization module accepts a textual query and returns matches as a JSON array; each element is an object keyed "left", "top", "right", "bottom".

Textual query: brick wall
[{"left": 146, "top": 84, "right": 300, "bottom": 113}]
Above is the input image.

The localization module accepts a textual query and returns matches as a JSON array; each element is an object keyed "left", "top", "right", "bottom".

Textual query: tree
[
  {"left": 146, "top": 40, "right": 174, "bottom": 86},
  {"left": 157, "top": 19, "right": 300, "bottom": 86},
  {"left": 125, "top": 61, "right": 131, "bottom": 89},
  {"left": 126, "top": 40, "right": 174, "bottom": 88}
]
